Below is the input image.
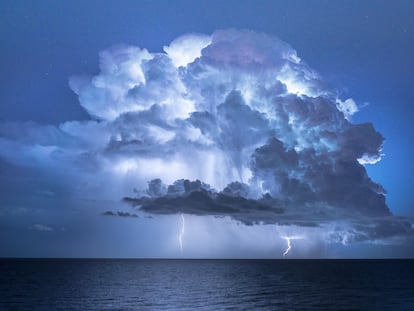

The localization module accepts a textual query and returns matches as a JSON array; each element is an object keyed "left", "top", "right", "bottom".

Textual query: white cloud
[
  {"left": 336, "top": 98, "right": 359, "bottom": 120},
  {"left": 1, "top": 29, "right": 402, "bottom": 247},
  {"left": 29, "top": 224, "right": 54, "bottom": 232},
  {"left": 164, "top": 33, "right": 211, "bottom": 68}
]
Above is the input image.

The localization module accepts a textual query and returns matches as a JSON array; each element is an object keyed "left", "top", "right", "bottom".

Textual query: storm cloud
[{"left": 0, "top": 29, "right": 411, "bottom": 245}]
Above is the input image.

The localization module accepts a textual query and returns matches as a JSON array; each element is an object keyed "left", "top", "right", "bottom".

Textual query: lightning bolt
[
  {"left": 281, "top": 236, "right": 302, "bottom": 257},
  {"left": 179, "top": 214, "right": 185, "bottom": 255},
  {"left": 283, "top": 237, "right": 292, "bottom": 257}
]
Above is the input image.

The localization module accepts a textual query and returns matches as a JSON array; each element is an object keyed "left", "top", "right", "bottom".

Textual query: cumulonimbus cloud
[{"left": 0, "top": 29, "right": 411, "bottom": 244}]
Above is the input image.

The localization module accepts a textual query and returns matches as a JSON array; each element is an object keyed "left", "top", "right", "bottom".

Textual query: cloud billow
[{"left": 0, "top": 29, "right": 410, "bottom": 243}]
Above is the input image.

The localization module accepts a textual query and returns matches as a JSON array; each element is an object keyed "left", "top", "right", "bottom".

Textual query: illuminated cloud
[
  {"left": 336, "top": 98, "right": 359, "bottom": 120},
  {"left": 164, "top": 33, "right": 211, "bottom": 68},
  {"left": 0, "top": 29, "right": 411, "bottom": 246}
]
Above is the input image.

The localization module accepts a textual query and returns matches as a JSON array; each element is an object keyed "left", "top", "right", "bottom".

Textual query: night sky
[{"left": 1, "top": 1, "right": 413, "bottom": 258}]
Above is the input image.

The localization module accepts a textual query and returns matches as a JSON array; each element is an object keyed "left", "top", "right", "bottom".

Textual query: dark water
[{"left": 1, "top": 259, "right": 413, "bottom": 310}]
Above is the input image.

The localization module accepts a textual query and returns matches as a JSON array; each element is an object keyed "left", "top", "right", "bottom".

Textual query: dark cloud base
[
  {"left": 123, "top": 178, "right": 413, "bottom": 243},
  {"left": 102, "top": 211, "right": 139, "bottom": 218},
  {"left": 125, "top": 190, "right": 283, "bottom": 226}
]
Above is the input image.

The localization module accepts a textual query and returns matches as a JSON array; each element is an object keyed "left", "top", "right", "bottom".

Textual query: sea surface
[{"left": 0, "top": 259, "right": 413, "bottom": 310}]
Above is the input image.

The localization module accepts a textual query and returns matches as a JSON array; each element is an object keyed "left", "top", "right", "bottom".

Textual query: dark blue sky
[{"left": 1, "top": 1, "right": 413, "bottom": 258}]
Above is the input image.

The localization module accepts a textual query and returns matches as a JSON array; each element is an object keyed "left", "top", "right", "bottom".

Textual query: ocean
[{"left": 1, "top": 259, "right": 413, "bottom": 310}]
